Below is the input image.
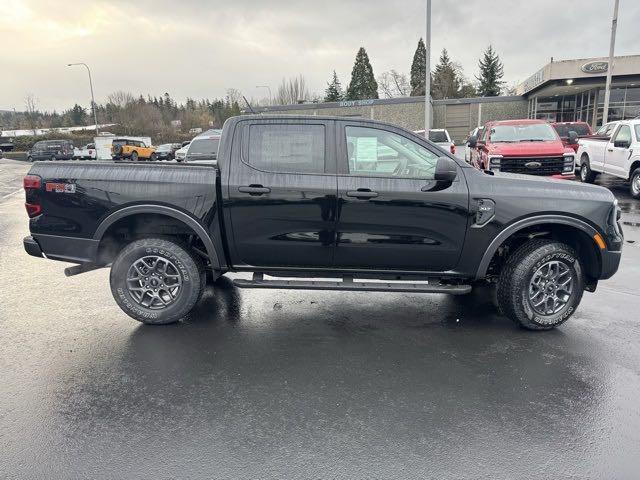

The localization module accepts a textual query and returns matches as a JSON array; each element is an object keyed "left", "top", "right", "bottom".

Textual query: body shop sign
[{"left": 581, "top": 61, "right": 609, "bottom": 74}]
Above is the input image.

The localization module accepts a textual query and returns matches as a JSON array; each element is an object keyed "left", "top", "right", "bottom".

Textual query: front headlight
[{"left": 563, "top": 154, "right": 574, "bottom": 173}]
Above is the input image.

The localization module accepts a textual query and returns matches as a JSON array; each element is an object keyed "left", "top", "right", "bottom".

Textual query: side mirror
[
  {"left": 614, "top": 139, "right": 630, "bottom": 149},
  {"left": 468, "top": 135, "right": 478, "bottom": 148},
  {"left": 568, "top": 131, "right": 578, "bottom": 145},
  {"left": 434, "top": 157, "right": 458, "bottom": 183}
]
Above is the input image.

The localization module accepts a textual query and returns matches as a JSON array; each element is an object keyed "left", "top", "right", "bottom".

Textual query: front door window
[{"left": 345, "top": 126, "right": 439, "bottom": 180}]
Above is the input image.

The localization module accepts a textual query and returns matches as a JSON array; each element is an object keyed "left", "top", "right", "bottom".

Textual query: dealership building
[{"left": 256, "top": 54, "right": 640, "bottom": 143}]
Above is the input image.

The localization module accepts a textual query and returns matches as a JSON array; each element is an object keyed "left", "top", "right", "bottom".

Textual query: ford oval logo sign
[
  {"left": 525, "top": 161, "right": 542, "bottom": 169},
  {"left": 581, "top": 61, "right": 609, "bottom": 74}
]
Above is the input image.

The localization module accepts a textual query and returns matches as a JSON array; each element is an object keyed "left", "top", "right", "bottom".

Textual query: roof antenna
[{"left": 242, "top": 96, "right": 256, "bottom": 114}]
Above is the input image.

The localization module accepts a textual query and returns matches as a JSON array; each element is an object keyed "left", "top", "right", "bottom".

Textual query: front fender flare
[
  {"left": 475, "top": 214, "right": 601, "bottom": 279},
  {"left": 94, "top": 204, "right": 221, "bottom": 270}
]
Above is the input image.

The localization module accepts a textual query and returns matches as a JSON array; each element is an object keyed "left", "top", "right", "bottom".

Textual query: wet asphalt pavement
[{"left": 1, "top": 158, "right": 639, "bottom": 479}]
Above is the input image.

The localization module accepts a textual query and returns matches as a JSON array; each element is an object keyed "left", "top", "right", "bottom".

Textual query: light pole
[
  {"left": 602, "top": 0, "right": 619, "bottom": 125},
  {"left": 424, "top": 0, "right": 431, "bottom": 136},
  {"left": 67, "top": 63, "right": 99, "bottom": 135},
  {"left": 256, "top": 85, "right": 272, "bottom": 106}
]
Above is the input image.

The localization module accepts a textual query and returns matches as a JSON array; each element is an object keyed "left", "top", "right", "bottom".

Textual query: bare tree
[
  {"left": 377, "top": 70, "right": 410, "bottom": 98},
  {"left": 275, "top": 75, "right": 310, "bottom": 105},
  {"left": 24, "top": 94, "right": 39, "bottom": 134}
]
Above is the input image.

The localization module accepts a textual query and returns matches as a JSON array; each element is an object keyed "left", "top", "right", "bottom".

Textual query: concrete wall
[{"left": 255, "top": 95, "right": 528, "bottom": 143}]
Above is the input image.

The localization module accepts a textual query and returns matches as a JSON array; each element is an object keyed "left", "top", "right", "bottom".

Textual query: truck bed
[{"left": 26, "top": 161, "right": 219, "bottom": 263}]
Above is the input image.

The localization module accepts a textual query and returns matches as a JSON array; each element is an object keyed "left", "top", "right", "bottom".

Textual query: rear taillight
[
  {"left": 23, "top": 175, "right": 42, "bottom": 218},
  {"left": 23, "top": 175, "right": 41, "bottom": 189},
  {"left": 450, "top": 144, "right": 456, "bottom": 154},
  {"left": 25, "top": 203, "right": 42, "bottom": 217}
]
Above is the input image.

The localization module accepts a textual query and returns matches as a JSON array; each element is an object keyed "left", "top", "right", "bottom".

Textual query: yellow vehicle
[{"left": 111, "top": 138, "right": 157, "bottom": 161}]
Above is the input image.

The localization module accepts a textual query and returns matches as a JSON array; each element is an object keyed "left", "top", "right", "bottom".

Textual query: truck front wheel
[
  {"left": 109, "top": 238, "right": 205, "bottom": 325},
  {"left": 496, "top": 240, "right": 584, "bottom": 330},
  {"left": 630, "top": 167, "right": 640, "bottom": 199},
  {"left": 580, "top": 157, "right": 597, "bottom": 183}
]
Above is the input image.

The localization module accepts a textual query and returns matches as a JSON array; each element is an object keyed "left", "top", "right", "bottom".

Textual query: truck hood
[
  {"left": 489, "top": 141, "right": 567, "bottom": 157},
  {"left": 489, "top": 171, "right": 615, "bottom": 202}
]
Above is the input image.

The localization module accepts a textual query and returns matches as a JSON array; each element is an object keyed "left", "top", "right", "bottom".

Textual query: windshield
[
  {"left": 489, "top": 123, "right": 558, "bottom": 143},
  {"left": 156, "top": 144, "right": 172, "bottom": 152},
  {"left": 553, "top": 124, "right": 591, "bottom": 137},
  {"left": 429, "top": 131, "right": 449, "bottom": 143},
  {"left": 635, "top": 125, "right": 640, "bottom": 142},
  {"left": 188, "top": 138, "right": 220, "bottom": 156}
]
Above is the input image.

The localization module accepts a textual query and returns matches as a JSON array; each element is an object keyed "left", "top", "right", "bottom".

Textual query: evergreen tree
[
  {"left": 476, "top": 45, "right": 504, "bottom": 97},
  {"left": 410, "top": 38, "right": 427, "bottom": 96},
  {"left": 68, "top": 104, "right": 87, "bottom": 125},
  {"left": 324, "top": 71, "right": 344, "bottom": 102},
  {"left": 346, "top": 47, "right": 379, "bottom": 100},
  {"left": 431, "top": 49, "right": 462, "bottom": 100}
]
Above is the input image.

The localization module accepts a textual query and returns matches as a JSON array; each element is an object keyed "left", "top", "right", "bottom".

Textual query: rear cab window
[{"left": 246, "top": 124, "right": 326, "bottom": 174}]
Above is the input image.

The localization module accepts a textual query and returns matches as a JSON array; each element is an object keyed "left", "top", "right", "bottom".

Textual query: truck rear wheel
[
  {"left": 109, "top": 238, "right": 205, "bottom": 325},
  {"left": 496, "top": 240, "right": 584, "bottom": 330}
]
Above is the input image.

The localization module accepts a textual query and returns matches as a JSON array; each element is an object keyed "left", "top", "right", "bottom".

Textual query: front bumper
[{"left": 600, "top": 249, "right": 622, "bottom": 280}]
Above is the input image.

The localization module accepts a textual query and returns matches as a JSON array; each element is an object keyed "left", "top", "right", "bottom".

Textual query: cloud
[{"left": 3, "top": 0, "right": 640, "bottom": 111}]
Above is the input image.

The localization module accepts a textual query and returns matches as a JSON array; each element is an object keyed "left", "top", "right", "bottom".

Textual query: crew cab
[
  {"left": 111, "top": 137, "right": 157, "bottom": 161},
  {"left": 576, "top": 118, "right": 640, "bottom": 198},
  {"left": 468, "top": 119, "right": 577, "bottom": 177},
  {"left": 22, "top": 115, "right": 623, "bottom": 331}
]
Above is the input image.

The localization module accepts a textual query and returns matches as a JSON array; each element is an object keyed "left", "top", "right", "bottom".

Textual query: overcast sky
[{"left": 3, "top": 0, "right": 640, "bottom": 112}]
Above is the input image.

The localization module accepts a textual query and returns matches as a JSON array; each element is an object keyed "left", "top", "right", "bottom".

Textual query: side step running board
[{"left": 233, "top": 274, "right": 471, "bottom": 295}]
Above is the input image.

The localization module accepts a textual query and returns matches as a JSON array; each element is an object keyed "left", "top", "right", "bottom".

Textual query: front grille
[{"left": 499, "top": 156, "right": 565, "bottom": 175}]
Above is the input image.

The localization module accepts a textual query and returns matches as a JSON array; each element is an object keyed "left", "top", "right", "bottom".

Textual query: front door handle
[
  {"left": 607, "top": 148, "right": 614, "bottom": 152},
  {"left": 238, "top": 185, "right": 271, "bottom": 195},
  {"left": 346, "top": 189, "right": 379, "bottom": 199}
]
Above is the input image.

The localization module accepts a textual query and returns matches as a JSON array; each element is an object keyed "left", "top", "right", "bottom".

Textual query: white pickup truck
[
  {"left": 576, "top": 119, "right": 640, "bottom": 198},
  {"left": 73, "top": 143, "right": 97, "bottom": 160}
]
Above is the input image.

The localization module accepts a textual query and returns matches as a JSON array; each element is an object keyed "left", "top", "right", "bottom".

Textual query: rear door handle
[
  {"left": 238, "top": 185, "right": 271, "bottom": 195},
  {"left": 607, "top": 148, "right": 614, "bottom": 152},
  {"left": 346, "top": 189, "right": 379, "bottom": 199}
]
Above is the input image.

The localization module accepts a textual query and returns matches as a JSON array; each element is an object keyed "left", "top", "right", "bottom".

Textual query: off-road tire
[
  {"left": 496, "top": 239, "right": 584, "bottom": 331},
  {"left": 110, "top": 238, "right": 205, "bottom": 325},
  {"left": 150, "top": 153, "right": 158, "bottom": 161},
  {"left": 130, "top": 151, "right": 138, "bottom": 161},
  {"left": 580, "top": 156, "right": 597, "bottom": 183},
  {"left": 630, "top": 167, "right": 640, "bottom": 199}
]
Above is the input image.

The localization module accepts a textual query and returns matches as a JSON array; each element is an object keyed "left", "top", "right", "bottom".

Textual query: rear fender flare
[
  {"left": 94, "top": 204, "right": 221, "bottom": 270},
  {"left": 475, "top": 215, "right": 601, "bottom": 279}
]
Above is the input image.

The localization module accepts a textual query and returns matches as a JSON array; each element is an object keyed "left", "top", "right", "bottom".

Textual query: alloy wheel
[
  {"left": 126, "top": 256, "right": 183, "bottom": 309},
  {"left": 528, "top": 260, "right": 574, "bottom": 316}
]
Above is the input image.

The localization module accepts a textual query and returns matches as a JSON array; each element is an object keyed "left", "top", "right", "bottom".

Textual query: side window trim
[{"left": 240, "top": 120, "right": 335, "bottom": 176}]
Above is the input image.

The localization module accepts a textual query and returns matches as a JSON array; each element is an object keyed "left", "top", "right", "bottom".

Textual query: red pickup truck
[{"left": 468, "top": 119, "right": 577, "bottom": 178}]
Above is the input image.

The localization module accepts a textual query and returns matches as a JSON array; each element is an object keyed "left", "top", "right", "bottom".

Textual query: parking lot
[{"left": 1, "top": 157, "right": 639, "bottom": 478}]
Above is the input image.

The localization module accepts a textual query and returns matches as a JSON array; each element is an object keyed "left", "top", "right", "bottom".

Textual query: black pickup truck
[{"left": 22, "top": 115, "right": 623, "bottom": 330}]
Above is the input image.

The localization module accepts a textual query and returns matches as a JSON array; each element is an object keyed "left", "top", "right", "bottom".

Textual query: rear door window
[{"left": 246, "top": 124, "right": 326, "bottom": 174}]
